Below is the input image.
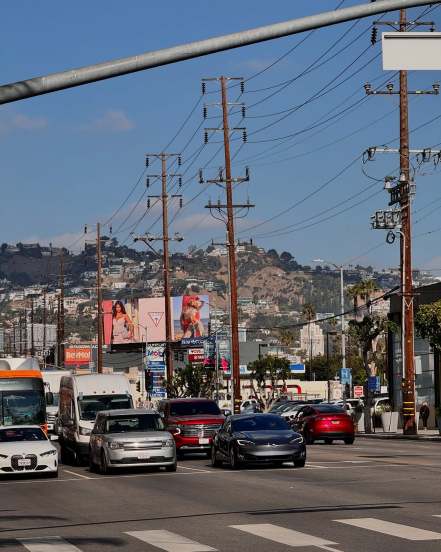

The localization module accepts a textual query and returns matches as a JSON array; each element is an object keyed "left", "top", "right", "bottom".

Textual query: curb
[{"left": 356, "top": 432, "right": 441, "bottom": 442}]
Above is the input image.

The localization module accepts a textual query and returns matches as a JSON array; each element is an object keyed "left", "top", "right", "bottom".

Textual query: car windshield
[
  {"left": 105, "top": 415, "right": 164, "bottom": 433},
  {"left": 314, "top": 405, "right": 346, "bottom": 414},
  {"left": 232, "top": 415, "right": 290, "bottom": 432},
  {"left": 170, "top": 402, "right": 221, "bottom": 416},
  {"left": 0, "top": 427, "right": 47, "bottom": 442},
  {"left": 78, "top": 394, "right": 132, "bottom": 421}
]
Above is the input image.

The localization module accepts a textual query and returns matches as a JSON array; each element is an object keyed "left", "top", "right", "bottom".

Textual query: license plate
[
  {"left": 137, "top": 453, "right": 151, "bottom": 459},
  {"left": 18, "top": 459, "right": 31, "bottom": 467},
  {"left": 331, "top": 420, "right": 340, "bottom": 425},
  {"left": 199, "top": 438, "right": 209, "bottom": 445}
]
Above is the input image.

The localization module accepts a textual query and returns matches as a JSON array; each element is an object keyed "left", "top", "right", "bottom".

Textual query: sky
[{"left": 2, "top": 1, "right": 441, "bottom": 273}]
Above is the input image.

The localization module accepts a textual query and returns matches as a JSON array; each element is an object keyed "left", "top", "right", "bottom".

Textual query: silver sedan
[{"left": 89, "top": 409, "right": 176, "bottom": 474}]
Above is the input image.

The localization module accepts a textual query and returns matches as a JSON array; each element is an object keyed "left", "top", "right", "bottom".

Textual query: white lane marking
[
  {"left": 178, "top": 465, "right": 211, "bottom": 473},
  {"left": 126, "top": 530, "right": 217, "bottom": 551},
  {"left": 336, "top": 518, "right": 441, "bottom": 540},
  {"left": 19, "top": 536, "right": 82, "bottom": 551},
  {"left": 230, "top": 523, "right": 342, "bottom": 550},
  {"left": 62, "top": 469, "right": 91, "bottom": 480}
]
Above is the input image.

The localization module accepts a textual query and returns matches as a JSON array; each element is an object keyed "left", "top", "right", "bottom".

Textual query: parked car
[
  {"left": 211, "top": 413, "right": 306, "bottom": 469},
  {"left": 0, "top": 425, "right": 58, "bottom": 477},
  {"left": 280, "top": 404, "right": 306, "bottom": 421},
  {"left": 158, "top": 398, "right": 224, "bottom": 457},
  {"left": 89, "top": 409, "right": 176, "bottom": 474},
  {"left": 291, "top": 404, "right": 355, "bottom": 445},
  {"left": 240, "top": 398, "right": 259, "bottom": 412}
]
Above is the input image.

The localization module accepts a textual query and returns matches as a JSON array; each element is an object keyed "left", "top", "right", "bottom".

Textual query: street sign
[
  {"left": 354, "top": 385, "right": 364, "bottom": 398},
  {"left": 289, "top": 363, "right": 305, "bottom": 374},
  {"left": 383, "top": 32, "right": 441, "bottom": 70},
  {"left": 368, "top": 376, "right": 381, "bottom": 393},
  {"left": 340, "top": 368, "right": 352, "bottom": 385}
]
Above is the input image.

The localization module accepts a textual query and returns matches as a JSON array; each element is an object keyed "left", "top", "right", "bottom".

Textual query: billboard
[
  {"left": 172, "top": 295, "right": 209, "bottom": 341},
  {"left": 103, "top": 295, "right": 210, "bottom": 346},
  {"left": 65, "top": 346, "right": 91, "bottom": 366}
]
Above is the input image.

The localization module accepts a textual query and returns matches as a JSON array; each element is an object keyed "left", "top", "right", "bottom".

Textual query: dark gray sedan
[
  {"left": 211, "top": 413, "right": 306, "bottom": 469},
  {"left": 89, "top": 409, "right": 176, "bottom": 474}
]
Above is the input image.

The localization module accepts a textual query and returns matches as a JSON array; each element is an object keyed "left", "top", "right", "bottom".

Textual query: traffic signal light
[
  {"left": 136, "top": 381, "right": 141, "bottom": 392},
  {"left": 145, "top": 369, "right": 153, "bottom": 392}
]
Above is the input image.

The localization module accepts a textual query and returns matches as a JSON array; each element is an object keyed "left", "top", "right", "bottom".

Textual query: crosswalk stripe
[
  {"left": 230, "top": 523, "right": 342, "bottom": 550},
  {"left": 335, "top": 518, "right": 441, "bottom": 541},
  {"left": 125, "top": 530, "right": 217, "bottom": 551},
  {"left": 19, "top": 536, "right": 82, "bottom": 552}
]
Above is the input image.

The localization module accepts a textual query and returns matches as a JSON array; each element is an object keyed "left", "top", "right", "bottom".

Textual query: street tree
[
  {"left": 165, "top": 365, "right": 215, "bottom": 399},
  {"left": 348, "top": 315, "right": 395, "bottom": 433},
  {"left": 248, "top": 356, "right": 290, "bottom": 411},
  {"left": 415, "top": 300, "right": 441, "bottom": 350}
]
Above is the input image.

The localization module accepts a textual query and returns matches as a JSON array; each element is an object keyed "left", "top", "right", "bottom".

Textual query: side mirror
[{"left": 45, "top": 391, "right": 54, "bottom": 406}]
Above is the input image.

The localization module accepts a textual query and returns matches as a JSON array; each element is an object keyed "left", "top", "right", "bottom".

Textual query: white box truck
[
  {"left": 41, "top": 370, "right": 71, "bottom": 433},
  {"left": 58, "top": 373, "right": 133, "bottom": 464}
]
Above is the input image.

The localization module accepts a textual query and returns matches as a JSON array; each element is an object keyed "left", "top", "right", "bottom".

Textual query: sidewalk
[{"left": 357, "top": 429, "right": 441, "bottom": 441}]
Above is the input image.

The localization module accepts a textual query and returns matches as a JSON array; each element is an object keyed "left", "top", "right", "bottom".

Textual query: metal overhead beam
[{"left": 0, "top": 0, "right": 438, "bottom": 105}]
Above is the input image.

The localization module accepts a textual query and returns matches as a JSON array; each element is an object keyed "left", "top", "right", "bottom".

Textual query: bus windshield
[
  {"left": 78, "top": 394, "right": 132, "bottom": 421},
  {"left": 0, "top": 378, "right": 46, "bottom": 426}
]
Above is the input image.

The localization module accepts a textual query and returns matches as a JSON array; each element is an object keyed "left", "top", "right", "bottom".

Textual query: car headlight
[
  {"left": 289, "top": 435, "right": 304, "bottom": 444},
  {"left": 108, "top": 441, "right": 124, "bottom": 449},
  {"left": 0, "top": 454, "right": 8, "bottom": 459},
  {"left": 79, "top": 426, "right": 91, "bottom": 436},
  {"left": 162, "top": 439, "right": 175, "bottom": 447},
  {"left": 41, "top": 449, "right": 57, "bottom": 457},
  {"left": 236, "top": 439, "right": 255, "bottom": 446}
]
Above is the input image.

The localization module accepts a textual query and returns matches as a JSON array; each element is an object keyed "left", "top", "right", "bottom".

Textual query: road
[{"left": 1, "top": 439, "right": 441, "bottom": 551}]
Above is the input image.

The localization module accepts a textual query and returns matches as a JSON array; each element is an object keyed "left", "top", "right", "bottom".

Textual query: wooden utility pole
[
  {"left": 57, "top": 252, "right": 65, "bottom": 367},
  {"left": 30, "top": 298, "right": 35, "bottom": 357},
  {"left": 201, "top": 76, "right": 253, "bottom": 414},
  {"left": 97, "top": 222, "right": 103, "bottom": 374},
  {"left": 42, "top": 288, "right": 47, "bottom": 367}
]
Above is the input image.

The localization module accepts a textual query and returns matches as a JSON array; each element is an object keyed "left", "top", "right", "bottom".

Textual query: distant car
[
  {"left": 211, "top": 413, "right": 306, "bottom": 469},
  {"left": 89, "top": 409, "right": 177, "bottom": 474},
  {"left": 0, "top": 425, "right": 58, "bottom": 477},
  {"left": 280, "top": 404, "right": 305, "bottom": 421},
  {"left": 240, "top": 399, "right": 259, "bottom": 412},
  {"left": 158, "top": 398, "right": 224, "bottom": 457},
  {"left": 291, "top": 404, "right": 355, "bottom": 445}
]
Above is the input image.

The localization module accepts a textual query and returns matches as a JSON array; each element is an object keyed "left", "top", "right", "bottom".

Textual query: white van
[
  {"left": 58, "top": 373, "right": 133, "bottom": 464},
  {"left": 41, "top": 370, "right": 71, "bottom": 433}
]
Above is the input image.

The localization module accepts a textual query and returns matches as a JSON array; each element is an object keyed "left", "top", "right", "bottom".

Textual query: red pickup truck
[{"left": 158, "top": 398, "right": 224, "bottom": 457}]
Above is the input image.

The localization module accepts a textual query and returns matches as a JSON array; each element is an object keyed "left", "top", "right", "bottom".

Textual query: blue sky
[{"left": 2, "top": 1, "right": 441, "bottom": 272}]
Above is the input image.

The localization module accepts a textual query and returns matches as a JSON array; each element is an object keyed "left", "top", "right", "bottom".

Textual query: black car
[{"left": 211, "top": 413, "right": 306, "bottom": 469}]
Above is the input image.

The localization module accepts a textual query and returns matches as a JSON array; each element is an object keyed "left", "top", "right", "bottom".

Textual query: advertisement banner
[
  {"left": 64, "top": 347, "right": 91, "bottom": 366},
  {"left": 172, "top": 295, "right": 209, "bottom": 341},
  {"left": 146, "top": 344, "right": 166, "bottom": 365},
  {"left": 145, "top": 345, "right": 166, "bottom": 398},
  {"left": 188, "top": 348, "right": 205, "bottom": 363}
]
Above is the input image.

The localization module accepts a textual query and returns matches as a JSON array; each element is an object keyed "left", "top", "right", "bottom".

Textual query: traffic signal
[
  {"left": 344, "top": 383, "right": 350, "bottom": 399},
  {"left": 145, "top": 369, "right": 153, "bottom": 392},
  {"left": 136, "top": 381, "right": 141, "bottom": 392}
]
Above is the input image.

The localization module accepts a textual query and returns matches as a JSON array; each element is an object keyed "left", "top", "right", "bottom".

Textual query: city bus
[{"left": 0, "top": 369, "right": 49, "bottom": 433}]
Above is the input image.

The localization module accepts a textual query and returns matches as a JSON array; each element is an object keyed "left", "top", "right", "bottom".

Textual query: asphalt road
[{"left": 1, "top": 438, "right": 441, "bottom": 551}]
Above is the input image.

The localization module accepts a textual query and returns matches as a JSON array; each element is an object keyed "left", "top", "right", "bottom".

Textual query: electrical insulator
[
  {"left": 84, "top": 225, "right": 87, "bottom": 234},
  {"left": 241, "top": 105, "right": 246, "bottom": 118},
  {"left": 204, "top": 131, "right": 209, "bottom": 144},
  {"left": 179, "top": 198, "right": 183, "bottom": 208},
  {"left": 240, "top": 80, "right": 245, "bottom": 94},
  {"left": 145, "top": 157, "right": 149, "bottom": 167},
  {"left": 203, "top": 106, "right": 207, "bottom": 119},
  {"left": 199, "top": 169, "right": 204, "bottom": 183},
  {"left": 147, "top": 199, "right": 151, "bottom": 209},
  {"left": 245, "top": 166, "right": 250, "bottom": 180},
  {"left": 371, "top": 27, "right": 378, "bottom": 45},
  {"left": 178, "top": 156, "right": 182, "bottom": 166},
  {"left": 242, "top": 130, "right": 247, "bottom": 143},
  {"left": 202, "top": 82, "right": 206, "bottom": 95},
  {"left": 109, "top": 225, "right": 112, "bottom": 235},
  {"left": 146, "top": 177, "right": 150, "bottom": 188},
  {"left": 178, "top": 177, "right": 182, "bottom": 187}
]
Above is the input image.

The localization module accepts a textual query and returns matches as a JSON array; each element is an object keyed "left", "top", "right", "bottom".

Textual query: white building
[{"left": 300, "top": 322, "right": 324, "bottom": 358}]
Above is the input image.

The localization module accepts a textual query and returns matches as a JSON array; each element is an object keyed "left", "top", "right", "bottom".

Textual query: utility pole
[
  {"left": 366, "top": 10, "right": 438, "bottom": 435},
  {"left": 97, "top": 222, "right": 103, "bottom": 374},
  {"left": 135, "top": 152, "right": 184, "bottom": 384},
  {"left": 57, "top": 252, "right": 65, "bottom": 367},
  {"left": 42, "top": 288, "right": 47, "bottom": 367},
  {"left": 201, "top": 76, "right": 253, "bottom": 414},
  {"left": 30, "top": 298, "right": 35, "bottom": 357}
]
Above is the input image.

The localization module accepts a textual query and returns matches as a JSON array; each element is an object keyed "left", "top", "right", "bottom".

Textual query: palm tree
[
  {"left": 302, "top": 303, "right": 316, "bottom": 322},
  {"left": 348, "top": 280, "right": 379, "bottom": 316}
]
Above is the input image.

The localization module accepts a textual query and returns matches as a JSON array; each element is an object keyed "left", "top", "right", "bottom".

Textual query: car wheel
[
  {"left": 293, "top": 458, "right": 306, "bottom": 468},
  {"left": 344, "top": 437, "right": 355, "bottom": 445},
  {"left": 99, "top": 451, "right": 109, "bottom": 475},
  {"left": 229, "top": 445, "right": 241, "bottom": 470},
  {"left": 211, "top": 445, "right": 222, "bottom": 468},
  {"left": 89, "top": 449, "right": 97, "bottom": 473},
  {"left": 60, "top": 445, "right": 70, "bottom": 465},
  {"left": 165, "top": 461, "right": 177, "bottom": 472}
]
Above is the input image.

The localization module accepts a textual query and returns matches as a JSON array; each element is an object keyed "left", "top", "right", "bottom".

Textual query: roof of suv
[
  {"left": 96, "top": 409, "right": 159, "bottom": 417},
  {"left": 162, "top": 398, "right": 217, "bottom": 403}
]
